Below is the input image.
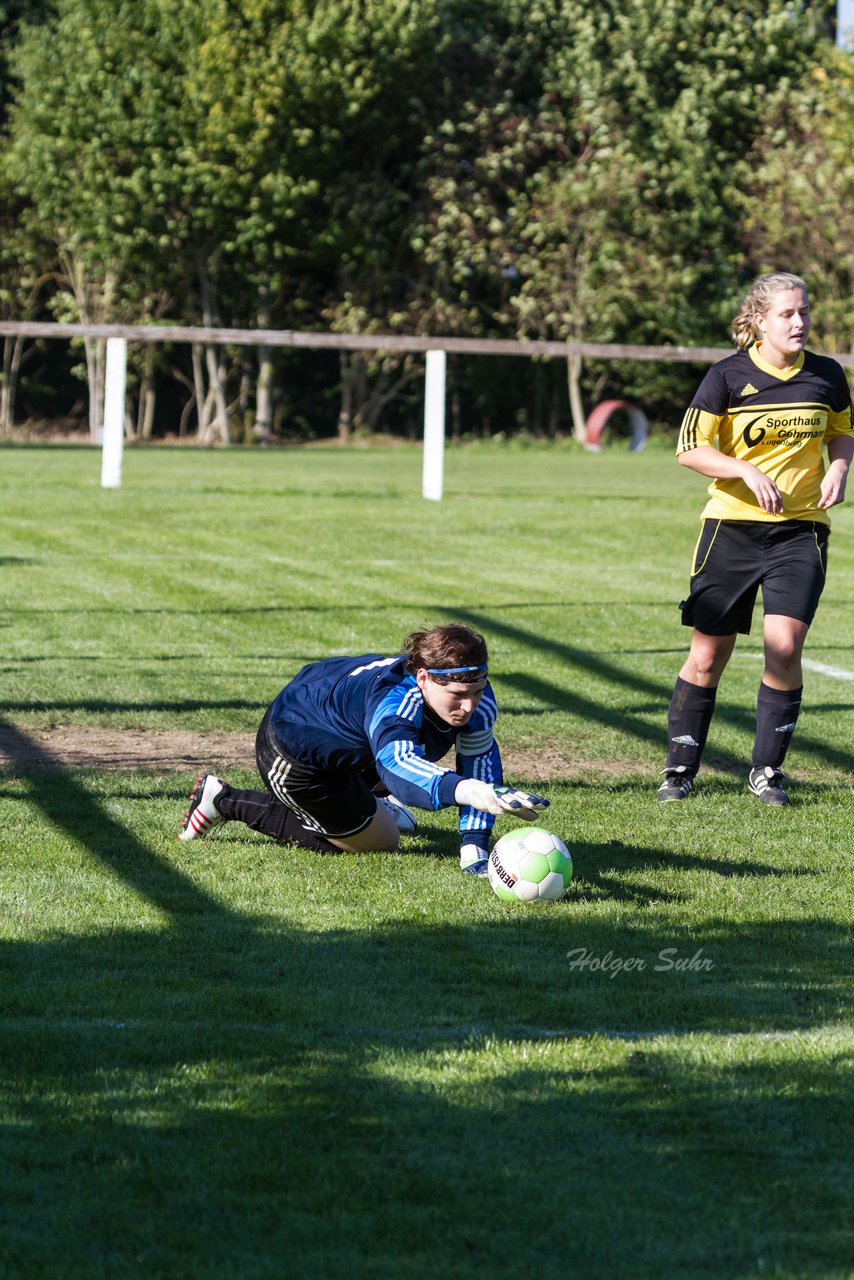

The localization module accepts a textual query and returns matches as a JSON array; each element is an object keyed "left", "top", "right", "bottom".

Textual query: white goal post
[
  {"left": 101, "top": 337, "right": 127, "bottom": 489},
  {"left": 422, "top": 349, "right": 447, "bottom": 501}
]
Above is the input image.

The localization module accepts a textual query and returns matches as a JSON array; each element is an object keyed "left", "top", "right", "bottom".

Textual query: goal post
[
  {"left": 422, "top": 349, "right": 446, "bottom": 501},
  {"left": 101, "top": 337, "right": 127, "bottom": 489}
]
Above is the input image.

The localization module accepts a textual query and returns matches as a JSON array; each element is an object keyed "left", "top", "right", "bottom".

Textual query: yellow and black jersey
[{"left": 676, "top": 345, "right": 854, "bottom": 524}]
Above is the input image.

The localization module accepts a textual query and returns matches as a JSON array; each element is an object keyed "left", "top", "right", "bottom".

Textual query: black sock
[
  {"left": 217, "top": 784, "right": 338, "bottom": 854},
  {"left": 752, "top": 683, "right": 802, "bottom": 770},
  {"left": 665, "top": 677, "right": 718, "bottom": 776}
]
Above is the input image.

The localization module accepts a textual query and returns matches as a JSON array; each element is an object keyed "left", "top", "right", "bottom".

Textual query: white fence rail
[
  {"left": 1, "top": 321, "right": 851, "bottom": 498},
  {"left": 0, "top": 320, "right": 745, "bottom": 363}
]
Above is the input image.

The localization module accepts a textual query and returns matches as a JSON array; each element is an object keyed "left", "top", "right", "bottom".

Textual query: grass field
[{"left": 0, "top": 440, "right": 852, "bottom": 1279}]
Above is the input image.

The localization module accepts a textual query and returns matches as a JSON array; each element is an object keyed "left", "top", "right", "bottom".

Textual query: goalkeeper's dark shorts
[
  {"left": 255, "top": 707, "right": 379, "bottom": 839},
  {"left": 679, "top": 518, "right": 829, "bottom": 636}
]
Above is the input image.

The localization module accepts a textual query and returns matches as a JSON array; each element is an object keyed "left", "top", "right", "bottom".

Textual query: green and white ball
[{"left": 488, "top": 828, "right": 573, "bottom": 903}]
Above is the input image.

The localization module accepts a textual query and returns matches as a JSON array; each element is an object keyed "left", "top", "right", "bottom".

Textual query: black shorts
[
  {"left": 255, "top": 708, "right": 379, "bottom": 840},
  {"left": 680, "top": 519, "right": 829, "bottom": 636}
]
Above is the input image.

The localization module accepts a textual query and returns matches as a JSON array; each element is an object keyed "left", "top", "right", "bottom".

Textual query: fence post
[
  {"left": 422, "top": 349, "right": 446, "bottom": 501},
  {"left": 101, "top": 337, "right": 127, "bottom": 489}
]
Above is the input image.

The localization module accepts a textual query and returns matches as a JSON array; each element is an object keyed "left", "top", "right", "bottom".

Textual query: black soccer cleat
[
  {"left": 656, "top": 766, "right": 694, "bottom": 802},
  {"left": 748, "top": 766, "right": 790, "bottom": 806}
]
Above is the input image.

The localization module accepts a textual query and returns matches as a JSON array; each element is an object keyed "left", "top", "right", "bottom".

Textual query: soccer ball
[{"left": 488, "top": 828, "right": 573, "bottom": 903}]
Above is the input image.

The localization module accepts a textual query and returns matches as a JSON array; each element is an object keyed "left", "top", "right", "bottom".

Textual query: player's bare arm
[
  {"left": 678, "top": 444, "right": 783, "bottom": 515},
  {"left": 818, "top": 437, "right": 853, "bottom": 510}
]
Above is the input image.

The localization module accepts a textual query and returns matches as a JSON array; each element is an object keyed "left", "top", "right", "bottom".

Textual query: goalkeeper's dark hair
[{"left": 402, "top": 624, "right": 488, "bottom": 679}]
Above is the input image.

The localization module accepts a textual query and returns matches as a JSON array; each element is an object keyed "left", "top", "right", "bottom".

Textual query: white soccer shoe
[
  {"left": 459, "top": 842, "right": 489, "bottom": 876},
  {"left": 178, "top": 774, "right": 227, "bottom": 841},
  {"left": 378, "top": 795, "right": 417, "bottom": 834}
]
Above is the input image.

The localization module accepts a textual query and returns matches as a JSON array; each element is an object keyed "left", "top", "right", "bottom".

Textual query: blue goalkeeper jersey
[{"left": 269, "top": 653, "right": 502, "bottom": 846}]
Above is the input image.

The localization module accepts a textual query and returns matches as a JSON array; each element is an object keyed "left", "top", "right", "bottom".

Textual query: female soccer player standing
[
  {"left": 179, "top": 623, "right": 547, "bottom": 874},
  {"left": 658, "top": 272, "right": 854, "bottom": 805}
]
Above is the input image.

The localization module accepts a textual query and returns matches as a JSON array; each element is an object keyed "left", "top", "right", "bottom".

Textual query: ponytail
[{"left": 731, "top": 273, "right": 808, "bottom": 349}]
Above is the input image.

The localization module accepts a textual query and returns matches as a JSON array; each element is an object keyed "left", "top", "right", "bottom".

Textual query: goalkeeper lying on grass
[{"left": 178, "top": 622, "right": 547, "bottom": 876}]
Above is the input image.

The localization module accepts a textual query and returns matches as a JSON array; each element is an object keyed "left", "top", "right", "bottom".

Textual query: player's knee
[
  {"left": 686, "top": 655, "right": 716, "bottom": 683},
  {"left": 765, "top": 641, "right": 802, "bottom": 675},
  {"left": 372, "top": 812, "right": 401, "bottom": 851},
  {"left": 764, "top": 625, "right": 807, "bottom": 672},
  {"left": 769, "top": 642, "right": 797, "bottom": 667},
  {"left": 333, "top": 811, "right": 400, "bottom": 853},
  {"left": 685, "top": 639, "right": 732, "bottom": 684}
]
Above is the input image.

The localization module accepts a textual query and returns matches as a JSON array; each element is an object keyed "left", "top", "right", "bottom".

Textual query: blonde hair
[{"left": 731, "top": 273, "right": 809, "bottom": 350}]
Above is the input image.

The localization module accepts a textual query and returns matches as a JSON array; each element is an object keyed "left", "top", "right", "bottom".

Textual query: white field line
[{"left": 739, "top": 653, "right": 854, "bottom": 682}]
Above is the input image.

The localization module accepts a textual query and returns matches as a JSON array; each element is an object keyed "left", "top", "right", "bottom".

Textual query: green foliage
[
  {"left": 7, "top": 0, "right": 194, "bottom": 324},
  {"left": 7, "top": 0, "right": 443, "bottom": 325},
  {"left": 737, "top": 48, "right": 854, "bottom": 355},
  {"left": 419, "top": 1, "right": 826, "bottom": 346},
  {"left": 0, "top": 0, "right": 50, "bottom": 125},
  {"left": 0, "top": 0, "right": 849, "bottom": 436},
  {"left": 0, "top": 3, "right": 57, "bottom": 321}
]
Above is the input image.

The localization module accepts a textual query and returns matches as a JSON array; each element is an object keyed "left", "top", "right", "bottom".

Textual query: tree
[
  {"left": 0, "top": 0, "right": 54, "bottom": 436},
  {"left": 417, "top": 0, "right": 830, "bottom": 427},
  {"left": 0, "top": 0, "right": 50, "bottom": 126},
  {"left": 7, "top": 0, "right": 445, "bottom": 439},
  {"left": 2, "top": 0, "right": 844, "bottom": 440},
  {"left": 736, "top": 45, "right": 854, "bottom": 357},
  {"left": 182, "top": 0, "right": 445, "bottom": 437},
  {"left": 7, "top": 0, "right": 200, "bottom": 436}
]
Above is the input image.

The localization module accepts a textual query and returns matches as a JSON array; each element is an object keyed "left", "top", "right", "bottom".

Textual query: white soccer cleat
[
  {"left": 378, "top": 795, "right": 417, "bottom": 834},
  {"left": 178, "top": 774, "right": 227, "bottom": 841},
  {"left": 459, "top": 842, "right": 489, "bottom": 877}
]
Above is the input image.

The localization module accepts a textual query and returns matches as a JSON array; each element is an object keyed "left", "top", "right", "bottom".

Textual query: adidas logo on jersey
[
  {"left": 740, "top": 383, "right": 759, "bottom": 396},
  {"left": 671, "top": 734, "right": 699, "bottom": 747}
]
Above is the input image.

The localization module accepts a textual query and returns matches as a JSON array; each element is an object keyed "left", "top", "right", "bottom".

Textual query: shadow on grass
[
  {"left": 455, "top": 607, "right": 854, "bottom": 777},
  {"left": 0, "top": 720, "right": 852, "bottom": 1275},
  {"left": 0, "top": 697, "right": 264, "bottom": 715},
  {"left": 2, "top": 915, "right": 851, "bottom": 1276},
  {"left": 0, "top": 721, "right": 224, "bottom": 919},
  {"left": 3, "top": 601, "right": 852, "bottom": 780}
]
